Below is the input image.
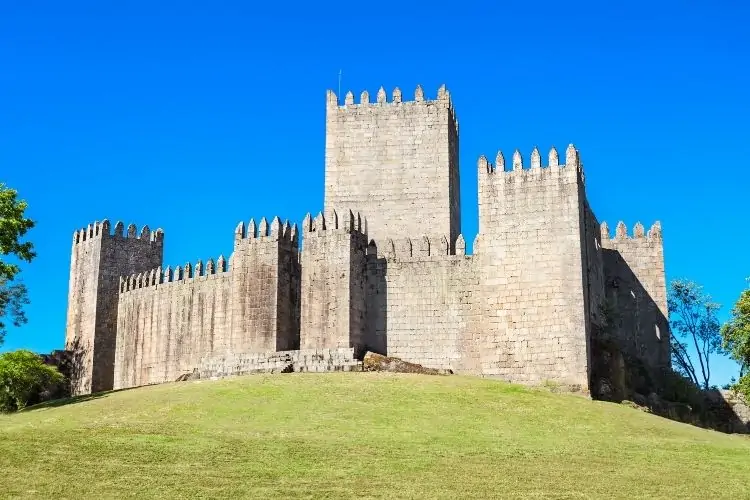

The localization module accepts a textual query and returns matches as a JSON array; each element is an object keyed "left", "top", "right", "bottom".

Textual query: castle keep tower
[
  {"left": 65, "top": 221, "right": 163, "bottom": 395},
  {"left": 324, "top": 85, "right": 461, "bottom": 248}
]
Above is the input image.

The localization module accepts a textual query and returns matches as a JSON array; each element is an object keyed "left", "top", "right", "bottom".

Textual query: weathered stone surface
[
  {"left": 199, "top": 348, "right": 362, "bottom": 379},
  {"left": 64, "top": 222, "right": 163, "bottom": 395},
  {"left": 362, "top": 352, "right": 450, "bottom": 375},
  {"left": 324, "top": 86, "right": 461, "bottom": 248},
  {"left": 63, "top": 83, "right": 669, "bottom": 399}
]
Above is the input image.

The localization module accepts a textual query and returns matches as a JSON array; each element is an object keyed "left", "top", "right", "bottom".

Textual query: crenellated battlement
[
  {"left": 326, "top": 84, "right": 458, "bottom": 132},
  {"left": 119, "top": 254, "right": 229, "bottom": 293},
  {"left": 234, "top": 216, "right": 298, "bottom": 247},
  {"left": 601, "top": 221, "right": 662, "bottom": 243},
  {"left": 478, "top": 144, "right": 582, "bottom": 177},
  {"left": 72, "top": 219, "right": 164, "bottom": 245},
  {"left": 302, "top": 209, "right": 368, "bottom": 235},
  {"left": 379, "top": 234, "right": 469, "bottom": 261}
]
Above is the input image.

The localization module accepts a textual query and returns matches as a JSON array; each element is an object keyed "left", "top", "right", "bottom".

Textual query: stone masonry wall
[
  {"left": 300, "top": 209, "right": 369, "bottom": 356},
  {"left": 200, "top": 348, "right": 362, "bottom": 379},
  {"left": 581, "top": 200, "right": 607, "bottom": 340},
  {"left": 114, "top": 260, "right": 231, "bottom": 388},
  {"left": 475, "top": 146, "right": 591, "bottom": 389},
  {"left": 366, "top": 235, "right": 477, "bottom": 372},
  {"left": 324, "top": 85, "right": 460, "bottom": 247},
  {"left": 601, "top": 221, "right": 670, "bottom": 371},
  {"left": 229, "top": 217, "right": 300, "bottom": 353},
  {"left": 65, "top": 220, "right": 163, "bottom": 395},
  {"left": 113, "top": 216, "right": 300, "bottom": 390}
]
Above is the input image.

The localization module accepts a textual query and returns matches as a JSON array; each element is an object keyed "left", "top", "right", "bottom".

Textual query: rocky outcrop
[{"left": 362, "top": 352, "right": 451, "bottom": 375}]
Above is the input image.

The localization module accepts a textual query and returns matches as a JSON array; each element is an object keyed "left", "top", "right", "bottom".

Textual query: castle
[{"left": 64, "top": 84, "right": 670, "bottom": 396}]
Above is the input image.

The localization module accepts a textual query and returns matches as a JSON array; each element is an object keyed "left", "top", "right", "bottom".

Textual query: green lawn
[{"left": 1, "top": 373, "right": 749, "bottom": 499}]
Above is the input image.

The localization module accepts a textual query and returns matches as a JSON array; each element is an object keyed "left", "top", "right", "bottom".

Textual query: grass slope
[{"left": 1, "top": 373, "right": 749, "bottom": 499}]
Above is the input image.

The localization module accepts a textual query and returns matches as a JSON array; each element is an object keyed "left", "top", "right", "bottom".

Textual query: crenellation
[
  {"left": 530, "top": 147, "right": 541, "bottom": 169},
  {"left": 456, "top": 234, "right": 466, "bottom": 256},
  {"left": 414, "top": 84, "right": 424, "bottom": 102},
  {"left": 565, "top": 143, "right": 579, "bottom": 167},
  {"left": 480, "top": 147, "right": 584, "bottom": 177},
  {"left": 65, "top": 81, "right": 669, "bottom": 397},
  {"left": 376, "top": 86, "right": 386, "bottom": 104},
  {"left": 72, "top": 219, "right": 164, "bottom": 246},
  {"left": 258, "top": 217, "right": 269, "bottom": 238},
  {"left": 392, "top": 86, "right": 402, "bottom": 103},
  {"left": 602, "top": 220, "right": 662, "bottom": 243},
  {"left": 513, "top": 149, "right": 523, "bottom": 171},
  {"left": 549, "top": 146, "right": 559, "bottom": 167}
]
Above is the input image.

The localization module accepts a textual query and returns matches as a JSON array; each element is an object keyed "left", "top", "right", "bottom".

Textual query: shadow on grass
[{"left": 21, "top": 385, "right": 142, "bottom": 413}]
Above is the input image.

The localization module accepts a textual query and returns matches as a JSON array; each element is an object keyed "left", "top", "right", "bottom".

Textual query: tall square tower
[{"left": 323, "top": 85, "right": 460, "bottom": 248}]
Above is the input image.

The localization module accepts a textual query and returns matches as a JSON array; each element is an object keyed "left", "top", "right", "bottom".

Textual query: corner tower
[
  {"left": 324, "top": 84, "right": 460, "bottom": 247},
  {"left": 65, "top": 220, "right": 164, "bottom": 395}
]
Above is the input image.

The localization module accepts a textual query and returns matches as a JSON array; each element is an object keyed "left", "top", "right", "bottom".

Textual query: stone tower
[
  {"left": 65, "top": 220, "right": 163, "bottom": 395},
  {"left": 475, "top": 146, "right": 595, "bottom": 389},
  {"left": 323, "top": 85, "right": 460, "bottom": 247}
]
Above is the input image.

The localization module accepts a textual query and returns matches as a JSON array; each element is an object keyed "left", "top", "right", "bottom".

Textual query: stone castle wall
[
  {"left": 473, "top": 148, "right": 592, "bottom": 389},
  {"left": 299, "top": 209, "right": 369, "bottom": 356},
  {"left": 63, "top": 83, "right": 671, "bottom": 397},
  {"left": 366, "top": 237, "right": 477, "bottom": 373},
  {"left": 112, "top": 217, "right": 300, "bottom": 389},
  {"left": 114, "top": 260, "right": 232, "bottom": 389},
  {"left": 601, "top": 221, "right": 670, "bottom": 371},
  {"left": 65, "top": 221, "right": 163, "bottom": 395}
]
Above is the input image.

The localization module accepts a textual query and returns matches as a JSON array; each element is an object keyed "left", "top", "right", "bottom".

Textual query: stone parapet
[{"left": 199, "top": 348, "right": 362, "bottom": 379}]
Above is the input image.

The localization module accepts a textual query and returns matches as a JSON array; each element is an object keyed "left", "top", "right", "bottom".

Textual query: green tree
[
  {"left": 0, "top": 183, "right": 35, "bottom": 346},
  {"left": 720, "top": 282, "right": 750, "bottom": 399},
  {"left": 0, "top": 349, "right": 63, "bottom": 412},
  {"left": 668, "top": 279, "right": 724, "bottom": 390}
]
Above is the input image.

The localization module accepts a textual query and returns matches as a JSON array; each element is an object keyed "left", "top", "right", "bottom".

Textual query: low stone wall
[
  {"left": 199, "top": 348, "right": 362, "bottom": 379},
  {"left": 714, "top": 390, "right": 750, "bottom": 433}
]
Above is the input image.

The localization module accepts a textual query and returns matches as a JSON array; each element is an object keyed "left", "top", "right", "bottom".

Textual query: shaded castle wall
[
  {"left": 581, "top": 200, "right": 607, "bottom": 339},
  {"left": 299, "top": 209, "right": 369, "bottom": 357},
  {"left": 475, "top": 146, "right": 591, "bottom": 389},
  {"left": 114, "top": 259, "right": 231, "bottom": 389},
  {"left": 229, "top": 217, "right": 300, "bottom": 353},
  {"left": 324, "top": 85, "right": 461, "bottom": 247},
  {"left": 65, "top": 220, "right": 163, "bottom": 395},
  {"left": 367, "top": 235, "right": 477, "bottom": 372},
  {"left": 601, "top": 221, "right": 669, "bottom": 371}
]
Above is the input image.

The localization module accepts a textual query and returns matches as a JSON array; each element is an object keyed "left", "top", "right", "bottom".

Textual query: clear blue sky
[{"left": 1, "top": 1, "right": 748, "bottom": 385}]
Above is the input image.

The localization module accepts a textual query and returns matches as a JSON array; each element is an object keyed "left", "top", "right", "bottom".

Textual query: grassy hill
[{"left": 1, "top": 373, "right": 749, "bottom": 499}]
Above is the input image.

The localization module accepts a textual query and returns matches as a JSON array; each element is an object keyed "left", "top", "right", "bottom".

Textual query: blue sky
[{"left": 1, "top": 1, "right": 747, "bottom": 385}]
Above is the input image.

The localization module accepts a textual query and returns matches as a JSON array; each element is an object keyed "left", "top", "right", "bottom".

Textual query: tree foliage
[
  {"left": 721, "top": 284, "right": 750, "bottom": 399},
  {"left": 0, "top": 349, "right": 63, "bottom": 412},
  {"left": 668, "top": 279, "right": 723, "bottom": 390},
  {"left": 0, "top": 183, "right": 35, "bottom": 345}
]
